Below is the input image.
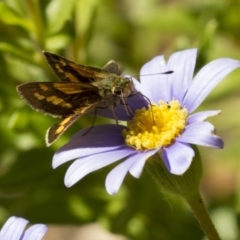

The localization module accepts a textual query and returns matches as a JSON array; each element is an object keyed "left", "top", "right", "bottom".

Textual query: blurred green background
[{"left": 0, "top": 0, "right": 240, "bottom": 239}]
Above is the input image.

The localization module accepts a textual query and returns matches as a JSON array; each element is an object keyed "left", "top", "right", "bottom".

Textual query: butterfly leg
[
  {"left": 82, "top": 105, "right": 114, "bottom": 136},
  {"left": 119, "top": 97, "right": 136, "bottom": 121},
  {"left": 128, "top": 92, "right": 156, "bottom": 124}
]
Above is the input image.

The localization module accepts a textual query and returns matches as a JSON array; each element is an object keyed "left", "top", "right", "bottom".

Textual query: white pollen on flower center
[{"left": 122, "top": 100, "right": 187, "bottom": 150}]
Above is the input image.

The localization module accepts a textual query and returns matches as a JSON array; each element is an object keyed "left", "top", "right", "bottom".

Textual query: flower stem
[
  {"left": 185, "top": 190, "right": 221, "bottom": 240},
  {"left": 146, "top": 147, "right": 221, "bottom": 240}
]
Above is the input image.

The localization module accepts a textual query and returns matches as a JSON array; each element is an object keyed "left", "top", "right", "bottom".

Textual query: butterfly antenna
[
  {"left": 132, "top": 70, "right": 174, "bottom": 79},
  {"left": 139, "top": 70, "right": 174, "bottom": 77}
]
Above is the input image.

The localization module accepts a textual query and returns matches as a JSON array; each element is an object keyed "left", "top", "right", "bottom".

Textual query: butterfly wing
[
  {"left": 17, "top": 82, "right": 102, "bottom": 145},
  {"left": 43, "top": 51, "right": 117, "bottom": 84},
  {"left": 103, "top": 60, "right": 122, "bottom": 75},
  {"left": 46, "top": 111, "right": 90, "bottom": 146},
  {"left": 17, "top": 52, "right": 124, "bottom": 145},
  {"left": 16, "top": 82, "right": 101, "bottom": 117}
]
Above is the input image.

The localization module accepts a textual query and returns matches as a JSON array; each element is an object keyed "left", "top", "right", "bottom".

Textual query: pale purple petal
[
  {"left": 53, "top": 146, "right": 124, "bottom": 168},
  {"left": 178, "top": 122, "right": 224, "bottom": 148},
  {"left": 105, "top": 153, "right": 139, "bottom": 195},
  {"left": 105, "top": 149, "right": 158, "bottom": 194},
  {"left": 183, "top": 58, "right": 240, "bottom": 112},
  {"left": 187, "top": 110, "right": 221, "bottom": 124},
  {"left": 0, "top": 216, "right": 28, "bottom": 240},
  {"left": 53, "top": 125, "right": 125, "bottom": 168},
  {"left": 140, "top": 56, "right": 171, "bottom": 103},
  {"left": 24, "top": 224, "right": 47, "bottom": 240},
  {"left": 129, "top": 149, "right": 159, "bottom": 178},
  {"left": 64, "top": 146, "right": 135, "bottom": 187},
  {"left": 167, "top": 49, "right": 197, "bottom": 103},
  {"left": 163, "top": 142, "right": 194, "bottom": 175}
]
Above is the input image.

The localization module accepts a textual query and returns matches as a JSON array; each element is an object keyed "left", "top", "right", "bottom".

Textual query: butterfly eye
[{"left": 112, "top": 87, "right": 122, "bottom": 96}]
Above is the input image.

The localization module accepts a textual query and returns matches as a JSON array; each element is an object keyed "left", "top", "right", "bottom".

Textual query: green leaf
[
  {"left": 0, "top": 2, "right": 32, "bottom": 31},
  {"left": 0, "top": 42, "right": 33, "bottom": 63},
  {"left": 75, "top": 0, "right": 99, "bottom": 36},
  {"left": 46, "top": 0, "right": 76, "bottom": 34},
  {"left": 4, "top": 0, "right": 26, "bottom": 16},
  {"left": 45, "top": 34, "right": 72, "bottom": 51}
]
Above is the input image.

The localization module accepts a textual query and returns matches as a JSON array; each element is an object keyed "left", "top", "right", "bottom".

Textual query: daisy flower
[
  {"left": 52, "top": 49, "right": 240, "bottom": 195},
  {"left": 0, "top": 216, "right": 47, "bottom": 240}
]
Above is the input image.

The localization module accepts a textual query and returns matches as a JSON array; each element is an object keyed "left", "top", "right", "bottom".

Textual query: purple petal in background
[
  {"left": 0, "top": 217, "right": 28, "bottom": 240},
  {"left": 24, "top": 224, "right": 47, "bottom": 240}
]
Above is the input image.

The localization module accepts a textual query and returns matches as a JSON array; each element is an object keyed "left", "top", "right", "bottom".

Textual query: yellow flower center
[{"left": 123, "top": 100, "right": 188, "bottom": 151}]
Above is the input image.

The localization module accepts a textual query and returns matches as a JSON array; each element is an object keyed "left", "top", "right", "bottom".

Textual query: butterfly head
[{"left": 111, "top": 77, "right": 135, "bottom": 98}]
